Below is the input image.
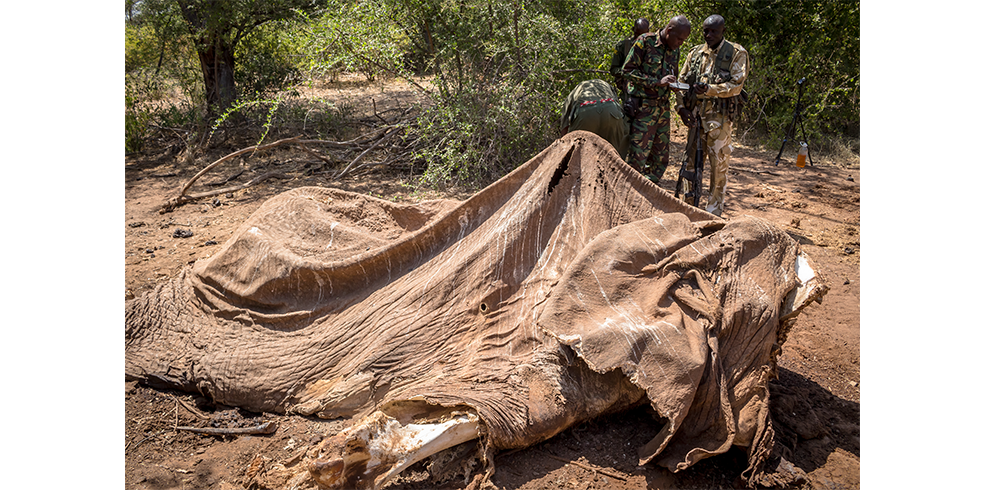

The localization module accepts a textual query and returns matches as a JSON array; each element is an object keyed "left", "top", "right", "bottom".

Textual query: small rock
[
  {"left": 843, "top": 246, "right": 855, "bottom": 255},
  {"left": 847, "top": 176, "right": 855, "bottom": 182},
  {"left": 205, "top": 240, "right": 218, "bottom": 246},
  {"left": 128, "top": 221, "right": 146, "bottom": 228},
  {"left": 145, "top": 248, "right": 154, "bottom": 254},
  {"left": 790, "top": 218, "right": 801, "bottom": 228},
  {"left": 226, "top": 193, "right": 234, "bottom": 199},
  {"left": 843, "top": 278, "right": 851, "bottom": 285},
  {"left": 173, "top": 229, "right": 194, "bottom": 239},
  {"left": 213, "top": 198, "right": 222, "bottom": 207}
]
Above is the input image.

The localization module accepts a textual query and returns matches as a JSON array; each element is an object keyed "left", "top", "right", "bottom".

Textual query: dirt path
[{"left": 124, "top": 77, "right": 859, "bottom": 490}]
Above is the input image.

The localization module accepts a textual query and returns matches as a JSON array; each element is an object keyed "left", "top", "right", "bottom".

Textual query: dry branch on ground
[{"left": 160, "top": 119, "right": 417, "bottom": 213}]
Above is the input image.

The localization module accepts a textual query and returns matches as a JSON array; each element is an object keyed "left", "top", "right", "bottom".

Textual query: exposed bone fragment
[{"left": 307, "top": 410, "right": 481, "bottom": 490}]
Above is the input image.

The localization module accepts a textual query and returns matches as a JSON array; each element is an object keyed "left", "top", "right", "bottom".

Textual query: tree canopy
[
  {"left": 125, "top": 0, "right": 860, "bottom": 182},
  {"left": 130, "top": 0, "right": 326, "bottom": 111}
]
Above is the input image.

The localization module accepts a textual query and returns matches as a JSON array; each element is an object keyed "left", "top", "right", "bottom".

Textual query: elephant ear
[{"left": 539, "top": 213, "right": 826, "bottom": 474}]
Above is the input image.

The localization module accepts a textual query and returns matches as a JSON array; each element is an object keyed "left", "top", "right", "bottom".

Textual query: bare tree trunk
[
  {"left": 197, "top": 36, "right": 237, "bottom": 112},
  {"left": 176, "top": 0, "right": 237, "bottom": 113}
]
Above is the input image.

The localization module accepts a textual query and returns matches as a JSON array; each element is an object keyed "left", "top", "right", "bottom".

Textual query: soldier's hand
[
  {"left": 658, "top": 75, "right": 677, "bottom": 86},
  {"left": 694, "top": 82, "right": 708, "bottom": 95}
]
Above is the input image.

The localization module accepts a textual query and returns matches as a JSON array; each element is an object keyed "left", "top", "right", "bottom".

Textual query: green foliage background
[{"left": 125, "top": 0, "right": 859, "bottom": 185}]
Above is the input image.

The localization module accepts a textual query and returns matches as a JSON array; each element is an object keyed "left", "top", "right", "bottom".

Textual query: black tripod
[{"left": 774, "top": 77, "right": 813, "bottom": 166}]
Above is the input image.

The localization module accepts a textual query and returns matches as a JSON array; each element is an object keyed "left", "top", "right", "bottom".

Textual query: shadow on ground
[{"left": 466, "top": 366, "right": 861, "bottom": 490}]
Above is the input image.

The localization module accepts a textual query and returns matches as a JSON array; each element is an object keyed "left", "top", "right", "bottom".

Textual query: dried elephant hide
[{"left": 126, "top": 131, "right": 827, "bottom": 488}]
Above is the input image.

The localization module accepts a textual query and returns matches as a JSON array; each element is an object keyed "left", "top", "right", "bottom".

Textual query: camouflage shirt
[
  {"left": 621, "top": 30, "right": 681, "bottom": 100},
  {"left": 561, "top": 79, "right": 620, "bottom": 130}
]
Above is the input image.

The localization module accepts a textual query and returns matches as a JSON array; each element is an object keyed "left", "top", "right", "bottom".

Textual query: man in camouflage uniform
[
  {"left": 609, "top": 18, "right": 650, "bottom": 103},
  {"left": 621, "top": 15, "right": 691, "bottom": 183},
  {"left": 561, "top": 79, "right": 628, "bottom": 158},
  {"left": 675, "top": 14, "right": 749, "bottom": 216}
]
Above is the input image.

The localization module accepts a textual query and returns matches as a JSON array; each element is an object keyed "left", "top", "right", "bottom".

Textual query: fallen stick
[
  {"left": 206, "top": 169, "right": 245, "bottom": 186},
  {"left": 332, "top": 128, "right": 400, "bottom": 180},
  {"left": 177, "top": 136, "right": 300, "bottom": 198},
  {"left": 156, "top": 464, "right": 192, "bottom": 474},
  {"left": 171, "top": 394, "right": 209, "bottom": 420},
  {"left": 161, "top": 171, "right": 287, "bottom": 213},
  {"left": 176, "top": 421, "right": 278, "bottom": 436},
  {"left": 536, "top": 450, "right": 628, "bottom": 481},
  {"left": 297, "top": 124, "right": 399, "bottom": 148},
  {"left": 340, "top": 154, "right": 401, "bottom": 177},
  {"left": 126, "top": 429, "right": 165, "bottom": 453},
  {"left": 296, "top": 141, "right": 333, "bottom": 165}
]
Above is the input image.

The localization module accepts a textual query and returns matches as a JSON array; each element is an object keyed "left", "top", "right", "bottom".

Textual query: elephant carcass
[{"left": 125, "top": 131, "right": 827, "bottom": 488}]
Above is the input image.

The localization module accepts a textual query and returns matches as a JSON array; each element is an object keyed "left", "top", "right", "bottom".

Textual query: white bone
[
  {"left": 780, "top": 252, "right": 825, "bottom": 320},
  {"left": 308, "top": 410, "right": 481, "bottom": 490}
]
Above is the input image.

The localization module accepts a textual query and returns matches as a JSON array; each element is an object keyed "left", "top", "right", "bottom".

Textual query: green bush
[
  {"left": 391, "top": 0, "right": 633, "bottom": 187},
  {"left": 124, "top": 0, "right": 859, "bottom": 171},
  {"left": 292, "top": 2, "right": 411, "bottom": 83},
  {"left": 125, "top": 24, "right": 160, "bottom": 74},
  {"left": 235, "top": 21, "right": 302, "bottom": 97},
  {"left": 124, "top": 15, "right": 208, "bottom": 152},
  {"left": 125, "top": 90, "right": 148, "bottom": 154}
]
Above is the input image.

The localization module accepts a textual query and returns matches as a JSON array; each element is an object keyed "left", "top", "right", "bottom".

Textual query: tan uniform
[{"left": 675, "top": 39, "right": 749, "bottom": 216}]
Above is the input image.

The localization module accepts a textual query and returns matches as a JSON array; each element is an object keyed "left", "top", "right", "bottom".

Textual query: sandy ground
[{"left": 123, "top": 75, "right": 860, "bottom": 490}]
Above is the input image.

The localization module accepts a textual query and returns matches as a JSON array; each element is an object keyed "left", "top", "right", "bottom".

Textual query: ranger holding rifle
[
  {"left": 675, "top": 14, "right": 749, "bottom": 217},
  {"left": 674, "top": 81, "right": 708, "bottom": 208}
]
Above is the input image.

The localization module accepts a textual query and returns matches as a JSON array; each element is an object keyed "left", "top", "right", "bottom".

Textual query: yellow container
[{"left": 796, "top": 142, "right": 808, "bottom": 168}]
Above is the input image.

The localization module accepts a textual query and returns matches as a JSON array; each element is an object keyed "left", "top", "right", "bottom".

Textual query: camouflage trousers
[
  {"left": 680, "top": 102, "right": 733, "bottom": 216},
  {"left": 626, "top": 97, "right": 671, "bottom": 183}
]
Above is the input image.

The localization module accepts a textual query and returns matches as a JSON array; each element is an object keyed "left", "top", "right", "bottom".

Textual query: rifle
[{"left": 674, "top": 83, "right": 706, "bottom": 208}]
